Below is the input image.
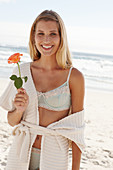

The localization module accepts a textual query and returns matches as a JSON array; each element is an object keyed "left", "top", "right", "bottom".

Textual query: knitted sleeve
[
  {"left": 67, "top": 110, "right": 85, "bottom": 152},
  {"left": 0, "top": 66, "right": 18, "bottom": 111}
]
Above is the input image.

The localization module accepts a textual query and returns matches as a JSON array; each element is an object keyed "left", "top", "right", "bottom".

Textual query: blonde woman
[{"left": 0, "top": 10, "right": 85, "bottom": 170}]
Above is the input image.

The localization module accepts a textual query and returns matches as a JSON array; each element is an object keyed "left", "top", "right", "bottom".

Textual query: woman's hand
[
  {"left": 7, "top": 88, "right": 29, "bottom": 127},
  {"left": 13, "top": 88, "right": 29, "bottom": 113}
]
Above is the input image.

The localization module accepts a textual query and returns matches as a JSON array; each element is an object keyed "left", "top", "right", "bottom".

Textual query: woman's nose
[{"left": 44, "top": 35, "right": 51, "bottom": 43}]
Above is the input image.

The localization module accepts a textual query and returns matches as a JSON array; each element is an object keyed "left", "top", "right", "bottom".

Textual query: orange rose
[
  {"left": 8, "top": 53, "right": 23, "bottom": 64},
  {"left": 8, "top": 53, "right": 28, "bottom": 89}
]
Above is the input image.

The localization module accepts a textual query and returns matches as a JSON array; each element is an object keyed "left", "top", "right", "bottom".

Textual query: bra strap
[{"left": 67, "top": 67, "right": 73, "bottom": 83}]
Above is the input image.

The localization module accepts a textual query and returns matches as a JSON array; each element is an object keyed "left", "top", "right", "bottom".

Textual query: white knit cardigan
[{"left": 0, "top": 62, "right": 85, "bottom": 170}]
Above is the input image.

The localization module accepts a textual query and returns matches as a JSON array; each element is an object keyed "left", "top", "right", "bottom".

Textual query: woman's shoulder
[
  {"left": 70, "top": 67, "right": 85, "bottom": 88},
  {"left": 71, "top": 67, "right": 84, "bottom": 81}
]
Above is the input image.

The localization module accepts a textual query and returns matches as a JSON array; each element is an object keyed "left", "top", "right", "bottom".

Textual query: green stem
[{"left": 17, "top": 62, "right": 21, "bottom": 78}]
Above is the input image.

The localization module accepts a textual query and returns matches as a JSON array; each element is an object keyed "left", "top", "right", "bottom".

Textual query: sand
[
  {"left": 81, "top": 89, "right": 113, "bottom": 170},
  {"left": 0, "top": 78, "right": 113, "bottom": 170}
]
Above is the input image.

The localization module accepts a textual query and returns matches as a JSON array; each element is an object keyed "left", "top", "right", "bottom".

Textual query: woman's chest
[{"left": 31, "top": 66, "right": 68, "bottom": 92}]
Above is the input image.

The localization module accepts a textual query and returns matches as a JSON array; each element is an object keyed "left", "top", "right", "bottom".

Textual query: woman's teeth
[{"left": 42, "top": 45, "right": 52, "bottom": 49}]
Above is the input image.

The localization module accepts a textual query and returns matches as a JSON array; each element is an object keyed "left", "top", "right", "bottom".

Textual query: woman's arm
[
  {"left": 70, "top": 68, "right": 85, "bottom": 170},
  {"left": 7, "top": 88, "right": 29, "bottom": 127}
]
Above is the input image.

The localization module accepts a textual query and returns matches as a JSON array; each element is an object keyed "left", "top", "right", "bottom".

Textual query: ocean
[{"left": 0, "top": 45, "right": 113, "bottom": 92}]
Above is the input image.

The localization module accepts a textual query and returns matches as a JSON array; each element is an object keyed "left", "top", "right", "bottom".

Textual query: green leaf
[
  {"left": 14, "top": 77, "right": 23, "bottom": 89},
  {"left": 10, "top": 75, "right": 17, "bottom": 81},
  {"left": 24, "top": 76, "right": 28, "bottom": 83}
]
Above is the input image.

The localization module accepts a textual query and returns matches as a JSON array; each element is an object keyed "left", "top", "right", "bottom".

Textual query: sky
[{"left": 0, "top": 0, "right": 113, "bottom": 55}]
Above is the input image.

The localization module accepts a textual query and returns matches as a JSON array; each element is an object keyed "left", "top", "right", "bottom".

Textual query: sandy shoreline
[
  {"left": 81, "top": 89, "right": 113, "bottom": 169},
  {"left": 0, "top": 78, "right": 113, "bottom": 170}
]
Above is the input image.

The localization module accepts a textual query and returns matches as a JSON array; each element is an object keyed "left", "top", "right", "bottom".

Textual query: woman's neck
[{"left": 36, "top": 55, "right": 59, "bottom": 70}]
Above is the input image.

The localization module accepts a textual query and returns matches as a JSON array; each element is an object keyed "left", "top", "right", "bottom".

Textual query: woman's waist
[
  {"left": 33, "top": 135, "right": 42, "bottom": 149},
  {"left": 39, "top": 107, "right": 69, "bottom": 127},
  {"left": 28, "top": 109, "right": 69, "bottom": 149}
]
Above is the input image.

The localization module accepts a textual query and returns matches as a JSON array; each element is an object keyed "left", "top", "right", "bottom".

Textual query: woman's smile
[{"left": 41, "top": 45, "right": 53, "bottom": 50}]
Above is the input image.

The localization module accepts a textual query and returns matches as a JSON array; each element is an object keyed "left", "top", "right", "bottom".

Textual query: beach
[
  {"left": 81, "top": 89, "right": 113, "bottom": 170},
  {"left": 0, "top": 78, "right": 113, "bottom": 170}
]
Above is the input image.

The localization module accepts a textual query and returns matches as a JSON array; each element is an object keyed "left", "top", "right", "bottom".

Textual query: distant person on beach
[{"left": 0, "top": 10, "right": 85, "bottom": 170}]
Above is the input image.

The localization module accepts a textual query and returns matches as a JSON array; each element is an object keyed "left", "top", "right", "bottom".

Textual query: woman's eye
[
  {"left": 50, "top": 33, "right": 56, "bottom": 36},
  {"left": 38, "top": 33, "right": 44, "bottom": 36}
]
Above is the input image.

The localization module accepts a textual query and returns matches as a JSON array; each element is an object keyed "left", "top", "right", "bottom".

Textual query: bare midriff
[{"left": 32, "top": 107, "right": 69, "bottom": 149}]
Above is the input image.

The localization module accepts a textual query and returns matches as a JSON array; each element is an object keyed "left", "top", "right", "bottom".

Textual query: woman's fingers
[
  {"left": 14, "top": 101, "right": 25, "bottom": 106},
  {"left": 14, "top": 97, "right": 26, "bottom": 104},
  {"left": 17, "top": 88, "right": 26, "bottom": 94},
  {"left": 17, "top": 88, "right": 28, "bottom": 99},
  {"left": 14, "top": 88, "right": 29, "bottom": 106},
  {"left": 15, "top": 93, "right": 28, "bottom": 101}
]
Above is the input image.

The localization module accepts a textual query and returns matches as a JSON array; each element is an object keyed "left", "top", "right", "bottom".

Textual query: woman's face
[{"left": 34, "top": 20, "right": 60, "bottom": 58}]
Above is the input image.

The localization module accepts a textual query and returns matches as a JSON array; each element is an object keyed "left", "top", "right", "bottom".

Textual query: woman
[{"left": 0, "top": 10, "right": 85, "bottom": 170}]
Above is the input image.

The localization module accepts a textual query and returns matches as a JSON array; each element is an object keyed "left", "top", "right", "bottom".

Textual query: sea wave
[{"left": 0, "top": 45, "right": 113, "bottom": 91}]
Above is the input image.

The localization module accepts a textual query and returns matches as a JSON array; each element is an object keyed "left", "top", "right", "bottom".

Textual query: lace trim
[{"left": 37, "top": 85, "right": 70, "bottom": 98}]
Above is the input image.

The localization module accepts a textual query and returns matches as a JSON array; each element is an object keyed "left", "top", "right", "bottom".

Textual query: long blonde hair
[{"left": 29, "top": 10, "right": 72, "bottom": 69}]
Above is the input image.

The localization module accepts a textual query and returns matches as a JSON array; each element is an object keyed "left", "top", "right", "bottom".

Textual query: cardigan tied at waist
[
  {"left": 12, "top": 110, "right": 85, "bottom": 163},
  {"left": 13, "top": 121, "right": 63, "bottom": 162}
]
